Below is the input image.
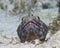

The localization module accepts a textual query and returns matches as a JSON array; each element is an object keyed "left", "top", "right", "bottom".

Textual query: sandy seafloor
[{"left": 0, "top": 7, "right": 60, "bottom": 48}]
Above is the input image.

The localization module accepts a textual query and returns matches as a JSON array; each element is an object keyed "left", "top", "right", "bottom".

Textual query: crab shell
[{"left": 17, "top": 16, "right": 48, "bottom": 43}]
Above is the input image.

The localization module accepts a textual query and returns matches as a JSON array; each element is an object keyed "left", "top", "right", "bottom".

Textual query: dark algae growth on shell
[{"left": 17, "top": 16, "right": 48, "bottom": 43}]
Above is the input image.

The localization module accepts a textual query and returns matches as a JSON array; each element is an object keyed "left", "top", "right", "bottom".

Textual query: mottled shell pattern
[{"left": 17, "top": 16, "right": 48, "bottom": 43}]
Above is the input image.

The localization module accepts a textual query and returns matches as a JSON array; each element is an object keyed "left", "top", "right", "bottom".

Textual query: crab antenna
[
  {"left": 57, "top": 0, "right": 60, "bottom": 17},
  {"left": 57, "top": 0, "right": 60, "bottom": 14},
  {"left": 28, "top": 5, "right": 31, "bottom": 17},
  {"left": 28, "top": 1, "right": 34, "bottom": 17}
]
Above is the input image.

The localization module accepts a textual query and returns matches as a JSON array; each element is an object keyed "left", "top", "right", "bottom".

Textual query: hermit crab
[{"left": 17, "top": 16, "right": 48, "bottom": 43}]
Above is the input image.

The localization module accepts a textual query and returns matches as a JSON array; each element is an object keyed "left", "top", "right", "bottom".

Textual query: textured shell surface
[{"left": 17, "top": 16, "right": 48, "bottom": 43}]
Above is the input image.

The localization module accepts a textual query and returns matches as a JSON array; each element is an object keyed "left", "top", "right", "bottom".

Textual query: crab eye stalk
[
  {"left": 37, "top": 16, "right": 40, "bottom": 20},
  {"left": 22, "top": 17, "right": 23, "bottom": 21}
]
